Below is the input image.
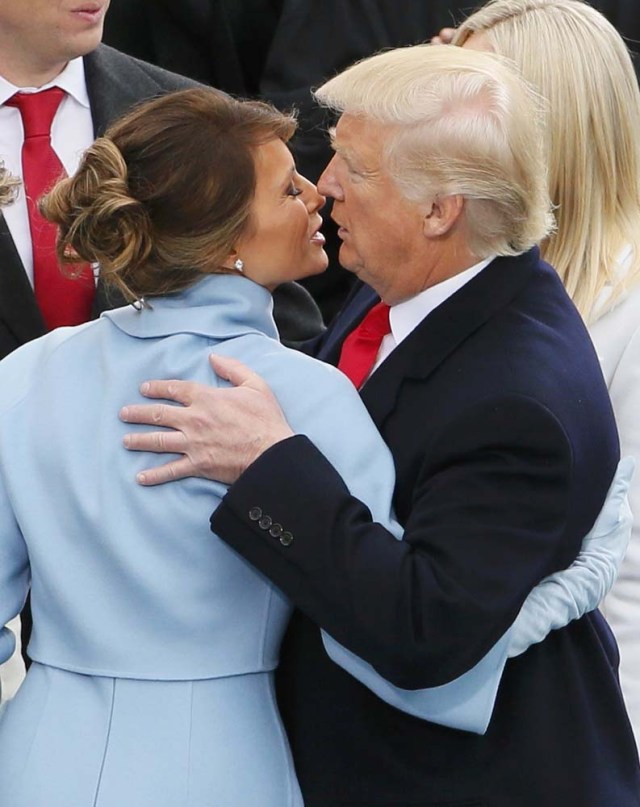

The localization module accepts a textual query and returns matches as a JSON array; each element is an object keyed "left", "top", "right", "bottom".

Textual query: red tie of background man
[
  {"left": 337, "top": 301, "right": 391, "bottom": 388},
  {"left": 6, "top": 88, "right": 95, "bottom": 330}
]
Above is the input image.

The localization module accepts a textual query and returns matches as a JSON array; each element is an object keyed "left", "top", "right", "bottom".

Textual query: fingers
[
  {"left": 136, "top": 458, "right": 195, "bottom": 486},
  {"left": 122, "top": 429, "right": 187, "bottom": 454},
  {"left": 209, "top": 354, "right": 269, "bottom": 392},
  {"left": 431, "top": 27, "right": 457, "bottom": 45},
  {"left": 138, "top": 379, "right": 196, "bottom": 406},
  {"left": 120, "top": 402, "right": 185, "bottom": 429}
]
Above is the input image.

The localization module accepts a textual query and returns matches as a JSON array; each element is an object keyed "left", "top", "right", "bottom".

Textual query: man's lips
[
  {"left": 332, "top": 216, "right": 348, "bottom": 237},
  {"left": 72, "top": 4, "right": 106, "bottom": 24}
]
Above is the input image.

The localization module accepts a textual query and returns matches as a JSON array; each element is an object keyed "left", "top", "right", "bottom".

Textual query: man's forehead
[{"left": 329, "top": 114, "right": 387, "bottom": 162}]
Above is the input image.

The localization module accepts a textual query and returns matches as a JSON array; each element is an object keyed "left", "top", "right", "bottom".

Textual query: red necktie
[
  {"left": 6, "top": 88, "right": 95, "bottom": 330},
  {"left": 337, "top": 301, "right": 391, "bottom": 388}
]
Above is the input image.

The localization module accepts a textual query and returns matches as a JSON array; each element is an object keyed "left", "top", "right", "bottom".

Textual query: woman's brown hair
[{"left": 41, "top": 87, "right": 297, "bottom": 301}]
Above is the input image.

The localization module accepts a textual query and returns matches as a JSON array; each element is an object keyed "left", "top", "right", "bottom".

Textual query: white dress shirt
[{"left": 0, "top": 58, "right": 94, "bottom": 285}]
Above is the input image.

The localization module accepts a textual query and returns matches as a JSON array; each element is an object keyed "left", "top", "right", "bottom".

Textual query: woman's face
[{"left": 233, "top": 139, "right": 327, "bottom": 289}]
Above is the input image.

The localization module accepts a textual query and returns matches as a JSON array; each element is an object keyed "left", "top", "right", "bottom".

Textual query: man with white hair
[{"left": 121, "top": 45, "right": 640, "bottom": 805}]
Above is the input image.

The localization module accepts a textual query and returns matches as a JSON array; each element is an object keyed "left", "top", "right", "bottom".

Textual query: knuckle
[{"left": 153, "top": 431, "right": 166, "bottom": 451}]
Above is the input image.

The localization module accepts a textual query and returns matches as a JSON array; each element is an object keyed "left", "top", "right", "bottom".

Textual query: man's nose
[{"left": 318, "top": 156, "right": 343, "bottom": 200}]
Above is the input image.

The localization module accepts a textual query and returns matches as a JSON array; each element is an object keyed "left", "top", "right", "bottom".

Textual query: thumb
[{"left": 209, "top": 354, "right": 265, "bottom": 391}]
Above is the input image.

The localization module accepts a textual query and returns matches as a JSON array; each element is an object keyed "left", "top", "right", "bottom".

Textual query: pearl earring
[{"left": 234, "top": 258, "right": 244, "bottom": 273}]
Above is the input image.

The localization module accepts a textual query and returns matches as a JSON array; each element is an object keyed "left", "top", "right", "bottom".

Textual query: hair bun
[{"left": 41, "top": 137, "right": 153, "bottom": 283}]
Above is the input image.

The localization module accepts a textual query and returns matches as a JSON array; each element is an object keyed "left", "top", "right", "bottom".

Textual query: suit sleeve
[{"left": 211, "top": 393, "right": 576, "bottom": 689}]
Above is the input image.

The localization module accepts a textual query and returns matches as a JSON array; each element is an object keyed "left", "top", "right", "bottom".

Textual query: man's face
[
  {"left": 0, "top": 0, "right": 110, "bottom": 79},
  {"left": 317, "top": 113, "right": 430, "bottom": 305}
]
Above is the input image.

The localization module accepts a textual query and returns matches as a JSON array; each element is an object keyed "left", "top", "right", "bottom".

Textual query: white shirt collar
[
  {"left": 0, "top": 57, "right": 89, "bottom": 108},
  {"left": 388, "top": 256, "right": 495, "bottom": 346}
]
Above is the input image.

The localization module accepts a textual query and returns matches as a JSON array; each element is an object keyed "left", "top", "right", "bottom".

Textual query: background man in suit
[
  {"left": 0, "top": 0, "right": 322, "bottom": 696},
  {"left": 121, "top": 44, "right": 640, "bottom": 805}
]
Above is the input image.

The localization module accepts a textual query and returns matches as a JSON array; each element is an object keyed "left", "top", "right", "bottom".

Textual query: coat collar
[
  {"left": 360, "top": 249, "right": 541, "bottom": 425},
  {"left": 102, "top": 273, "right": 279, "bottom": 341}
]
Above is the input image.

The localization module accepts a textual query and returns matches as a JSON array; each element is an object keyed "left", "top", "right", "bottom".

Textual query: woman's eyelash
[{"left": 288, "top": 184, "right": 303, "bottom": 197}]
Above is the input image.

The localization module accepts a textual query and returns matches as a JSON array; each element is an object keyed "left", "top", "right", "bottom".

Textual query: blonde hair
[
  {"left": 455, "top": 0, "right": 640, "bottom": 321},
  {"left": 41, "top": 88, "right": 297, "bottom": 302},
  {"left": 0, "top": 163, "right": 19, "bottom": 208},
  {"left": 314, "top": 43, "right": 554, "bottom": 259}
]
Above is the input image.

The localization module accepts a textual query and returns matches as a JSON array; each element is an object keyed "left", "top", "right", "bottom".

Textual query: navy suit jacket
[{"left": 211, "top": 249, "right": 640, "bottom": 805}]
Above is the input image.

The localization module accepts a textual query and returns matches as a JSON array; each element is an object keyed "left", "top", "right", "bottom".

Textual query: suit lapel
[
  {"left": 315, "top": 282, "right": 379, "bottom": 366},
  {"left": 0, "top": 213, "right": 45, "bottom": 345},
  {"left": 361, "top": 249, "right": 540, "bottom": 426}
]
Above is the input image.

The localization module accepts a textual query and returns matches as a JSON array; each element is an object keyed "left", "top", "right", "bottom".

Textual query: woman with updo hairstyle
[
  {"left": 0, "top": 86, "right": 406, "bottom": 806},
  {"left": 453, "top": 0, "right": 640, "bottom": 746}
]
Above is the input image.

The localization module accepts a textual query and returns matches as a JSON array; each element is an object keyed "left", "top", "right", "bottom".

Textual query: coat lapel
[
  {"left": 0, "top": 213, "right": 45, "bottom": 346},
  {"left": 315, "top": 282, "right": 379, "bottom": 366},
  {"left": 360, "top": 249, "right": 540, "bottom": 426}
]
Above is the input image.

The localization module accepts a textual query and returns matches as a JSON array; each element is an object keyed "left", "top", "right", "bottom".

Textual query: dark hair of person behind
[{"left": 40, "top": 87, "right": 297, "bottom": 301}]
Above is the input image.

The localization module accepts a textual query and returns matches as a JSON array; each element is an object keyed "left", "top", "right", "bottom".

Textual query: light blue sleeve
[
  {"left": 506, "top": 456, "right": 634, "bottom": 658},
  {"left": 321, "top": 627, "right": 511, "bottom": 734},
  {"left": 0, "top": 466, "right": 30, "bottom": 700}
]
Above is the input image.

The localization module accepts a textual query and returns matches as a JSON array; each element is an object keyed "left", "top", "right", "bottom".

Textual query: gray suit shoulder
[
  {"left": 88, "top": 44, "right": 203, "bottom": 91},
  {"left": 84, "top": 44, "right": 205, "bottom": 135}
]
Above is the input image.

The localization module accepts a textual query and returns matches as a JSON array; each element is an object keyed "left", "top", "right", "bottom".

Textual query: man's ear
[{"left": 423, "top": 194, "right": 465, "bottom": 238}]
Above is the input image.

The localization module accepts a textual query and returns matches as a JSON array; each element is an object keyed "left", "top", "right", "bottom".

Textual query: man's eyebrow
[
  {"left": 327, "top": 127, "right": 339, "bottom": 151},
  {"left": 327, "top": 127, "right": 358, "bottom": 167}
]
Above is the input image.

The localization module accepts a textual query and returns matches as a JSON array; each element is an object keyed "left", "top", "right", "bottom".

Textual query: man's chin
[{"left": 337, "top": 245, "right": 359, "bottom": 275}]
